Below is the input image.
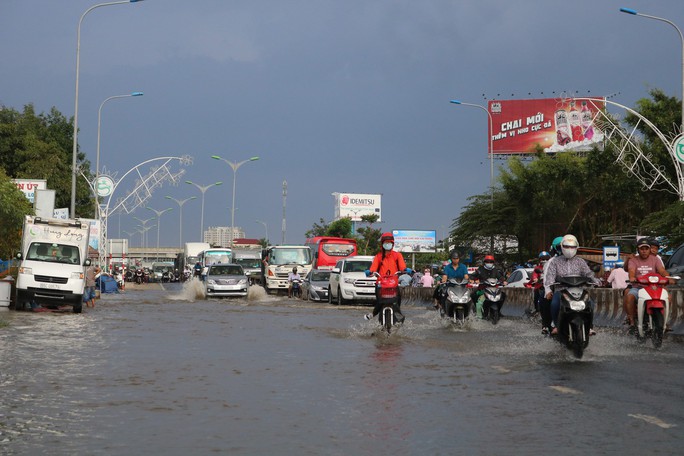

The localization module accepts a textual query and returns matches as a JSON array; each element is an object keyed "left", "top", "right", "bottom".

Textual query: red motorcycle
[
  {"left": 371, "top": 271, "right": 402, "bottom": 334},
  {"left": 634, "top": 272, "right": 676, "bottom": 349}
]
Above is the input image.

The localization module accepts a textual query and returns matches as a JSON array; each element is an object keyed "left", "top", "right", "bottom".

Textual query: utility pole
[{"left": 281, "top": 180, "right": 287, "bottom": 244}]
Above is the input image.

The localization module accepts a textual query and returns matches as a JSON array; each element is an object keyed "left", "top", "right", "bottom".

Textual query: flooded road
[{"left": 1, "top": 281, "right": 683, "bottom": 455}]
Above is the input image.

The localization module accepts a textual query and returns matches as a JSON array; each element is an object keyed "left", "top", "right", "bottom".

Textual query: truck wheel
[{"left": 73, "top": 303, "right": 83, "bottom": 314}]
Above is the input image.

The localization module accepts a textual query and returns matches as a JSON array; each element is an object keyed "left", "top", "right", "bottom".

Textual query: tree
[
  {"left": 356, "top": 214, "right": 381, "bottom": 255},
  {"left": 0, "top": 168, "right": 32, "bottom": 258}
]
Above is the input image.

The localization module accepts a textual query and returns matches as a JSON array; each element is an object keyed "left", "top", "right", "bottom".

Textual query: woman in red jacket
[{"left": 365, "top": 232, "right": 409, "bottom": 322}]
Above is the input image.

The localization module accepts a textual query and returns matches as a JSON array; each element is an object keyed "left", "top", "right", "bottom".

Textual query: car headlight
[
  {"left": 313, "top": 285, "right": 326, "bottom": 292},
  {"left": 19, "top": 267, "right": 32, "bottom": 275},
  {"left": 238, "top": 279, "right": 247, "bottom": 285},
  {"left": 569, "top": 300, "right": 586, "bottom": 311},
  {"left": 343, "top": 278, "right": 356, "bottom": 284},
  {"left": 71, "top": 272, "right": 84, "bottom": 279},
  {"left": 207, "top": 279, "right": 216, "bottom": 285}
]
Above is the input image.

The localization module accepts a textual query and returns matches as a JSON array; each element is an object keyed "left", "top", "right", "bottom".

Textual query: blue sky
[{"left": 1, "top": 0, "right": 682, "bottom": 248}]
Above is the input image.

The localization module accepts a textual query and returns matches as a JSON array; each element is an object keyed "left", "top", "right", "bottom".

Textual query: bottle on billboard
[
  {"left": 555, "top": 109, "right": 571, "bottom": 146},
  {"left": 569, "top": 102, "right": 583, "bottom": 142},
  {"left": 581, "top": 101, "right": 594, "bottom": 140}
]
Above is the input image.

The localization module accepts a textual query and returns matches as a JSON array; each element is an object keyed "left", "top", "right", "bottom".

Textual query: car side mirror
[
  {"left": 332, "top": 267, "right": 341, "bottom": 274},
  {"left": 16, "top": 252, "right": 22, "bottom": 260}
]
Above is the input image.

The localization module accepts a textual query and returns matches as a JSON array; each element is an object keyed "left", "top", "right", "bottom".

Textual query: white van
[{"left": 15, "top": 216, "right": 91, "bottom": 313}]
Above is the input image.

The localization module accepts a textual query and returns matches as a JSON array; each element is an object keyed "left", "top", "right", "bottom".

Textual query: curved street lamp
[
  {"left": 450, "top": 100, "right": 494, "bottom": 208},
  {"left": 255, "top": 220, "right": 268, "bottom": 243},
  {"left": 186, "top": 180, "right": 223, "bottom": 240},
  {"left": 71, "top": 0, "right": 145, "bottom": 217},
  {"left": 211, "top": 155, "right": 260, "bottom": 246},
  {"left": 620, "top": 7, "right": 684, "bottom": 132},
  {"left": 147, "top": 206, "right": 173, "bottom": 261},
  {"left": 165, "top": 196, "right": 197, "bottom": 249}
]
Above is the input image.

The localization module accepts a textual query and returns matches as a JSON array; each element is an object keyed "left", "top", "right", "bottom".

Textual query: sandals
[
  {"left": 589, "top": 329, "right": 597, "bottom": 336},
  {"left": 541, "top": 327, "right": 549, "bottom": 335}
]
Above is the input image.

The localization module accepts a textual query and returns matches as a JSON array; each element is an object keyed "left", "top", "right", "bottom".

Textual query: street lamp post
[
  {"left": 71, "top": 0, "right": 145, "bottom": 218},
  {"left": 134, "top": 216, "right": 155, "bottom": 262},
  {"left": 255, "top": 220, "right": 269, "bottom": 243},
  {"left": 212, "top": 155, "right": 260, "bottom": 247},
  {"left": 450, "top": 100, "right": 495, "bottom": 208},
  {"left": 186, "top": 180, "right": 223, "bottom": 241},
  {"left": 165, "top": 196, "right": 197, "bottom": 250},
  {"left": 620, "top": 7, "right": 684, "bottom": 132},
  {"left": 147, "top": 207, "right": 173, "bottom": 262}
]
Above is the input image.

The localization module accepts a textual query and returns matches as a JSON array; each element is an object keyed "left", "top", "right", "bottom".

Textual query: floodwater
[{"left": 1, "top": 280, "right": 683, "bottom": 455}]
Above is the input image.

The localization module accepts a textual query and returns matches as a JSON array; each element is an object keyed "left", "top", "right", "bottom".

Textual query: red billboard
[{"left": 488, "top": 97, "right": 605, "bottom": 155}]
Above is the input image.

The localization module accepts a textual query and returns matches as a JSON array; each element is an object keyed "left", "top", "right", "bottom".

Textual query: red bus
[{"left": 305, "top": 237, "right": 358, "bottom": 270}]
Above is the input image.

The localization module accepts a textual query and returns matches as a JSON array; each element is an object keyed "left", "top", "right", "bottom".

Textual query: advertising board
[
  {"left": 392, "top": 230, "right": 436, "bottom": 253},
  {"left": 488, "top": 97, "right": 605, "bottom": 155},
  {"left": 12, "top": 178, "right": 47, "bottom": 203},
  {"left": 333, "top": 192, "right": 382, "bottom": 222}
]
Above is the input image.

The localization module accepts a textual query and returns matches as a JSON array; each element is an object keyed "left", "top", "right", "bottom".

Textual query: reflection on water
[{"left": 1, "top": 288, "right": 683, "bottom": 455}]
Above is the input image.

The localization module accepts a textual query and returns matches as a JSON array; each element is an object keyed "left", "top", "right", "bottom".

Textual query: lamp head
[{"left": 620, "top": 7, "right": 638, "bottom": 15}]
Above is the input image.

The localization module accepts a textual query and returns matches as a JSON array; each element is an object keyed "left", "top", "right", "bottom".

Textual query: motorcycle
[
  {"left": 135, "top": 268, "right": 144, "bottom": 285},
  {"left": 442, "top": 278, "right": 473, "bottom": 324},
  {"left": 634, "top": 272, "right": 677, "bottom": 349},
  {"left": 290, "top": 278, "right": 303, "bottom": 298},
  {"left": 553, "top": 276, "right": 594, "bottom": 359},
  {"left": 482, "top": 277, "right": 504, "bottom": 325},
  {"left": 371, "top": 271, "right": 402, "bottom": 334}
]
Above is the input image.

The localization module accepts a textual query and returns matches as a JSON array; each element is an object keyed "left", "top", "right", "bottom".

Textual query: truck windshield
[
  {"left": 235, "top": 258, "right": 261, "bottom": 269},
  {"left": 26, "top": 242, "right": 80, "bottom": 265},
  {"left": 269, "top": 248, "right": 312, "bottom": 265}
]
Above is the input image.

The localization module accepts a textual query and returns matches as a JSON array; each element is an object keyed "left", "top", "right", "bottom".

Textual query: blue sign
[{"left": 603, "top": 246, "right": 620, "bottom": 267}]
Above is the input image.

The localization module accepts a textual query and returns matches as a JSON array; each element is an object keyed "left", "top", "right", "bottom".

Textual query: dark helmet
[{"left": 450, "top": 250, "right": 459, "bottom": 260}]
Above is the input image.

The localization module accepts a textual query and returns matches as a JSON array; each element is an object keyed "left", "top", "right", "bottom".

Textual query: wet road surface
[{"left": 1, "top": 281, "right": 683, "bottom": 455}]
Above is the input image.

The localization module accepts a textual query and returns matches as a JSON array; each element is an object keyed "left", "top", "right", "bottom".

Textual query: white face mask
[
  {"left": 484, "top": 262, "right": 494, "bottom": 270},
  {"left": 383, "top": 242, "right": 393, "bottom": 251},
  {"left": 562, "top": 246, "right": 577, "bottom": 259}
]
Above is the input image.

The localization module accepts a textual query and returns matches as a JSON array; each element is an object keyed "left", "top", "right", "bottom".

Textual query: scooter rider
[
  {"left": 470, "top": 254, "right": 507, "bottom": 319},
  {"left": 365, "top": 232, "right": 410, "bottom": 322},
  {"left": 436, "top": 250, "right": 469, "bottom": 312},
  {"left": 544, "top": 234, "right": 597, "bottom": 335},
  {"left": 287, "top": 267, "right": 301, "bottom": 298}
]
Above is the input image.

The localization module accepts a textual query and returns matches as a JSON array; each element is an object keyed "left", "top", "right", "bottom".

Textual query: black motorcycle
[
  {"left": 135, "top": 268, "right": 144, "bottom": 285},
  {"left": 553, "top": 276, "right": 594, "bottom": 359}
]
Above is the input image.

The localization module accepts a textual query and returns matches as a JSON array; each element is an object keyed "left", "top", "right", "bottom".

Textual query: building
[{"left": 204, "top": 226, "right": 245, "bottom": 247}]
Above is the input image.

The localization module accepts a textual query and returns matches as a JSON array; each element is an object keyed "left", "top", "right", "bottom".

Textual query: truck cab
[
  {"left": 15, "top": 216, "right": 91, "bottom": 313},
  {"left": 261, "top": 245, "right": 312, "bottom": 294}
]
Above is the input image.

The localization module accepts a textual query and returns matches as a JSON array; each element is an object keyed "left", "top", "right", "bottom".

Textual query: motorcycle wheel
[
  {"left": 651, "top": 311, "right": 665, "bottom": 349},
  {"left": 571, "top": 324, "right": 584, "bottom": 359},
  {"left": 490, "top": 305, "right": 500, "bottom": 325},
  {"left": 383, "top": 307, "right": 393, "bottom": 334}
]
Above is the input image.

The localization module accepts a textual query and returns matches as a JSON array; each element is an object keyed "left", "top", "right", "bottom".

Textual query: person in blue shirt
[{"left": 434, "top": 251, "right": 469, "bottom": 312}]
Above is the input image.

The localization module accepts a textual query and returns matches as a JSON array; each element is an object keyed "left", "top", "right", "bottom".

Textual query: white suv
[{"left": 328, "top": 256, "right": 377, "bottom": 305}]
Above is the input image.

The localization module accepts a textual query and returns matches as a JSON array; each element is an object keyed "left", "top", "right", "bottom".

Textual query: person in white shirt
[{"left": 607, "top": 261, "right": 629, "bottom": 289}]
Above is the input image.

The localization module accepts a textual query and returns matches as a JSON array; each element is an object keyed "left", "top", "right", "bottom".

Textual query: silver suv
[{"left": 328, "top": 256, "right": 377, "bottom": 305}]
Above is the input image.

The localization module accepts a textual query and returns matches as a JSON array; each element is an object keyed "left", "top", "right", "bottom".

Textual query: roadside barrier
[{"left": 400, "top": 286, "right": 684, "bottom": 335}]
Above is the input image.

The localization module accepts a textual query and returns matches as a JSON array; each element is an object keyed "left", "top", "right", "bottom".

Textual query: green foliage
[
  {"left": 0, "top": 104, "right": 94, "bottom": 218},
  {"left": 0, "top": 168, "right": 33, "bottom": 258}
]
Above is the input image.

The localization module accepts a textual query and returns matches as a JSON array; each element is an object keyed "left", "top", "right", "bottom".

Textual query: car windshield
[
  {"left": 311, "top": 271, "right": 331, "bottom": 281},
  {"left": 210, "top": 265, "right": 244, "bottom": 276},
  {"left": 26, "top": 242, "right": 80, "bottom": 265},
  {"left": 269, "top": 248, "right": 311, "bottom": 265},
  {"left": 343, "top": 260, "right": 371, "bottom": 273}
]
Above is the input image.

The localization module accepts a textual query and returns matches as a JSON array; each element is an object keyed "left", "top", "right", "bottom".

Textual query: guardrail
[{"left": 399, "top": 286, "right": 684, "bottom": 335}]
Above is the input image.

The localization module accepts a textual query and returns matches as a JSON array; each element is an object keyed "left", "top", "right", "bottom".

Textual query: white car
[
  {"left": 328, "top": 256, "right": 377, "bottom": 305},
  {"left": 505, "top": 268, "right": 534, "bottom": 287}
]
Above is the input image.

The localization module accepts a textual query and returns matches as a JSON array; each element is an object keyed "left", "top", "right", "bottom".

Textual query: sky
[{"left": 1, "top": 0, "right": 683, "bottom": 249}]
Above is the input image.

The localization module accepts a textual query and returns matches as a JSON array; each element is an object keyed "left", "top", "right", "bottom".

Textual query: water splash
[{"left": 167, "top": 278, "right": 206, "bottom": 302}]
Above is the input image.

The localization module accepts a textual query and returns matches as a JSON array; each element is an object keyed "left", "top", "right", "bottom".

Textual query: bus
[
  {"left": 305, "top": 236, "right": 357, "bottom": 270},
  {"left": 197, "top": 248, "right": 233, "bottom": 270}
]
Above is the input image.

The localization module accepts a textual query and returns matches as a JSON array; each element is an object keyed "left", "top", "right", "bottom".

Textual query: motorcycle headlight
[
  {"left": 447, "top": 289, "right": 458, "bottom": 300},
  {"left": 569, "top": 300, "right": 586, "bottom": 311},
  {"left": 457, "top": 295, "right": 470, "bottom": 303}
]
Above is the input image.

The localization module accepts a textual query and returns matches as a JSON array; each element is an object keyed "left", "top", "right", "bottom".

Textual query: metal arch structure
[
  {"left": 574, "top": 97, "right": 684, "bottom": 199},
  {"left": 96, "top": 155, "right": 193, "bottom": 268}
]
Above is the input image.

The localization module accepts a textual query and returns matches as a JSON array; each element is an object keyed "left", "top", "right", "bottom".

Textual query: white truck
[
  {"left": 15, "top": 215, "right": 91, "bottom": 313},
  {"left": 261, "top": 245, "right": 312, "bottom": 294},
  {"left": 233, "top": 249, "right": 262, "bottom": 285},
  {"left": 182, "top": 242, "right": 210, "bottom": 275}
]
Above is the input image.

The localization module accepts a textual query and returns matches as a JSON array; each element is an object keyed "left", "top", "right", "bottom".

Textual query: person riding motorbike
[
  {"left": 544, "top": 234, "right": 598, "bottom": 335},
  {"left": 623, "top": 237, "right": 672, "bottom": 332},
  {"left": 435, "top": 250, "right": 469, "bottom": 313},
  {"left": 365, "top": 232, "right": 409, "bottom": 322},
  {"left": 470, "top": 254, "right": 507, "bottom": 319},
  {"left": 288, "top": 267, "right": 302, "bottom": 298},
  {"left": 528, "top": 251, "right": 552, "bottom": 334}
]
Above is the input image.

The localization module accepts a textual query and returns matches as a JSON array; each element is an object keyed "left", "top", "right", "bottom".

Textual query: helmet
[
  {"left": 616, "top": 260, "right": 624, "bottom": 268},
  {"left": 483, "top": 254, "right": 495, "bottom": 270},
  {"left": 648, "top": 238, "right": 660, "bottom": 247},
  {"left": 538, "top": 251, "right": 551, "bottom": 260},
  {"left": 380, "top": 232, "right": 394, "bottom": 243},
  {"left": 551, "top": 236, "right": 564, "bottom": 255},
  {"left": 560, "top": 234, "right": 578, "bottom": 259},
  {"left": 450, "top": 250, "right": 460, "bottom": 260}
]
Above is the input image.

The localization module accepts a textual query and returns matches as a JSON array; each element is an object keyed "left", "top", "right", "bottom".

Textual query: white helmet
[{"left": 561, "top": 234, "right": 579, "bottom": 259}]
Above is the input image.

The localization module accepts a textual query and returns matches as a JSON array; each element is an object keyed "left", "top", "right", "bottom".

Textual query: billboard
[
  {"left": 12, "top": 178, "right": 47, "bottom": 204},
  {"left": 488, "top": 97, "right": 605, "bottom": 155},
  {"left": 333, "top": 192, "right": 382, "bottom": 222},
  {"left": 392, "top": 230, "right": 436, "bottom": 253}
]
